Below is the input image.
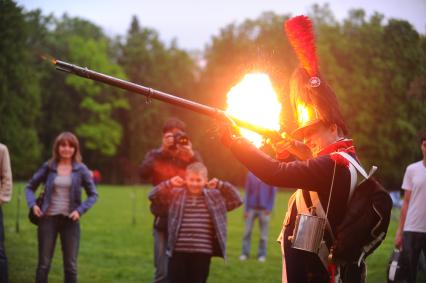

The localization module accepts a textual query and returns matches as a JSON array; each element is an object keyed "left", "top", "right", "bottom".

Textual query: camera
[
  {"left": 169, "top": 132, "right": 189, "bottom": 150},
  {"left": 174, "top": 132, "right": 189, "bottom": 146}
]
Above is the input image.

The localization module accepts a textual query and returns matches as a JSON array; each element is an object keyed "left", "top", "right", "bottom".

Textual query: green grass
[{"left": 3, "top": 184, "right": 424, "bottom": 283}]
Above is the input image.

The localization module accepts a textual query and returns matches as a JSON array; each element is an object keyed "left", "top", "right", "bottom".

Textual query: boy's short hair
[
  {"left": 419, "top": 130, "right": 426, "bottom": 145},
  {"left": 186, "top": 162, "right": 208, "bottom": 178},
  {"left": 162, "top": 117, "right": 186, "bottom": 133}
]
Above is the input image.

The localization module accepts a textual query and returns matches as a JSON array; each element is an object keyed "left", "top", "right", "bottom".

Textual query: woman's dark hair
[
  {"left": 49, "top": 132, "right": 82, "bottom": 165},
  {"left": 162, "top": 117, "right": 186, "bottom": 133}
]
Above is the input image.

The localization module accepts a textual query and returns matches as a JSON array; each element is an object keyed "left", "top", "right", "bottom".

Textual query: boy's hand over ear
[
  {"left": 170, "top": 176, "right": 185, "bottom": 187},
  {"left": 207, "top": 178, "right": 219, "bottom": 189}
]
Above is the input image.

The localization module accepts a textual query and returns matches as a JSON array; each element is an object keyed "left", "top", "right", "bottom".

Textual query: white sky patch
[{"left": 16, "top": 0, "right": 426, "bottom": 51}]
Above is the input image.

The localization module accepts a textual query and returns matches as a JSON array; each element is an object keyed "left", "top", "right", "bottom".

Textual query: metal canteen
[{"left": 289, "top": 213, "right": 326, "bottom": 253}]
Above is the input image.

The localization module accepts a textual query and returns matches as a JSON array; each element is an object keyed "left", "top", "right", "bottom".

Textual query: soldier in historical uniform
[{"left": 220, "top": 15, "right": 366, "bottom": 283}]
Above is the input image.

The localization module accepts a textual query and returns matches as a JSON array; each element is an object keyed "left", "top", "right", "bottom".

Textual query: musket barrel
[
  {"left": 55, "top": 60, "right": 221, "bottom": 118},
  {"left": 54, "top": 59, "right": 283, "bottom": 141}
]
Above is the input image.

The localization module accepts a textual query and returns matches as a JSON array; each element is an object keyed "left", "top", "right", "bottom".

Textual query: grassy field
[{"left": 2, "top": 184, "right": 423, "bottom": 283}]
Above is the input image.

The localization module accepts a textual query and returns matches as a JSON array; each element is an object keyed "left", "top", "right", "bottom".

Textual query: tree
[
  {"left": 0, "top": 0, "right": 42, "bottom": 177},
  {"left": 115, "top": 16, "right": 197, "bottom": 183},
  {"left": 65, "top": 36, "right": 128, "bottom": 156},
  {"left": 3, "top": 1, "right": 424, "bottom": 187},
  {"left": 29, "top": 14, "right": 129, "bottom": 179},
  {"left": 312, "top": 5, "right": 426, "bottom": 188}
]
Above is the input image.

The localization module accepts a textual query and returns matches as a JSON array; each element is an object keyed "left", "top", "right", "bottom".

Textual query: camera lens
[
  {"left": 175, "top": 133, "right": 189, "bottom": 146},
  {"left": 177, "top": 135, "right": 189, "bottom": 146}
]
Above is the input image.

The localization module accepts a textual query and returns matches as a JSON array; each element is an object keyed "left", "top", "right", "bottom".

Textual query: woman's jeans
[{"left": 36, "top": 215, "right": 80, "bottom": 283}]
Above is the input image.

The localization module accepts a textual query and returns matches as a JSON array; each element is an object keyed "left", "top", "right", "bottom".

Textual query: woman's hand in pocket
[{"left": 32, "top": 205, "right": 43, "bottom": 217}]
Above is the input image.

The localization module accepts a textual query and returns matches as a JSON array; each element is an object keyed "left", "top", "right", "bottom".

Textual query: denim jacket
[
  {"left": 149, "top": 180, "right": 242, "bottom": 259},
  {"left": 25, "top": 161, "right": 98, "bottom": 216}
]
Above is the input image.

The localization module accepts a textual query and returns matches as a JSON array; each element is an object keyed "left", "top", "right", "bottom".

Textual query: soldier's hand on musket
[
  {"left": 273, "top": 137, "right": 312, "bottom": 161},
  {"left": 217, "top": 112, "right": 240, "bottom": 147}
]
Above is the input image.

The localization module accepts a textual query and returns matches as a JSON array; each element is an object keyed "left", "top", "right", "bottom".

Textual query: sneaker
[
  {"left": 258, "top": 256, "right": 266, "bottom": 262},
  {"left": 239, "top": 254, "right": 248, "bottom": 261}
]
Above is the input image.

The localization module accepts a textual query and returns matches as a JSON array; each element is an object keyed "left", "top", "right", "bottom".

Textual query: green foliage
[
  {"left": 312, "top": 5, "right": 426, "bottom": 188},
  {"left": 2, "top": 1, "right": 425, "bottom": 186},
  {"left": 113, "top": 16, "right": 198, "bottom": 183},
  {"left": 64, "top": 36, "right": 128, "bottom": 156},
  {"left": 22, "top": 12, "right": 129, "bottom": 169},
  {"left": 0, "top": 0, "right": 42, "bottom": 177}
]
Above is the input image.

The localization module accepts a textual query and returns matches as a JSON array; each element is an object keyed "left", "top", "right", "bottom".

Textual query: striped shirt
[{"left": 175, "top": 194, "right": 214, "bottom": 254}]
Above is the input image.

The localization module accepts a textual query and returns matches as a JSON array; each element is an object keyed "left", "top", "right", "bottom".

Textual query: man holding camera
[{"left": 140, "top": 118, "right": 202, "bottom": 283}]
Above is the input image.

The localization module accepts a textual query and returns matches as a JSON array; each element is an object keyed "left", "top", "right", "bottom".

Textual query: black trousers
[
  {"left": 168, "top": 252, "right": 211, "bottom": 283},
  {"left": 284, "top": 244, "right": 329, "bottom": 283},
  {"left": 284, "top": 240, "right": 365, "bottom": 283},
  {"left": 0, "top": 207, "right": 8, "bottom": 283},
  {"left": 403, "top": 231, "right": 426, "bottom": 283}
]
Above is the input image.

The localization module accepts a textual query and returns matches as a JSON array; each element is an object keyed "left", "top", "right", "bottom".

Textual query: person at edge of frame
[
  {"left": 0, "top": 143, "right": 12, "bottom": 283},
  {"left": 395, "top": 130, "right": 426, "bottom": 283}
]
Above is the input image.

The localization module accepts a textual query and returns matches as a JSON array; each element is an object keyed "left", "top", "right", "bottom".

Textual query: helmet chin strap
[{"left": 314, "top": 137, "right": 345, "bottom": 157}]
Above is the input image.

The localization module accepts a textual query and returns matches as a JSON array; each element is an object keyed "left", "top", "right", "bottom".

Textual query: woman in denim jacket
[{"left": 25, "top": 132, "right": 98, "bottom": 283}]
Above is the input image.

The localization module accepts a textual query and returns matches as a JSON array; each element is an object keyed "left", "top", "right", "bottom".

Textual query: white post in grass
[
  {"left": 131, "top": 187, "right": 136, "bottom": 226},
  {"left": 15, "top": 186, "right": 21, "bottom": 233}
]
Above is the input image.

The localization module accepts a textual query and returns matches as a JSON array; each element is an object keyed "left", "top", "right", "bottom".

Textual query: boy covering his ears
[{"left": 149, "top": 162, "right": 242, "bottom": 283}]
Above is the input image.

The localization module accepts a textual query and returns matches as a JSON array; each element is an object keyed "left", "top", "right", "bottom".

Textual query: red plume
[{"left": 284, "top": 15, "right": 318, "bottom": 77}]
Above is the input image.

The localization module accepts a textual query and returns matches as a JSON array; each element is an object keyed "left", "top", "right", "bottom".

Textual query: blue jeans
[
  {"left": 153, "top": 228, "right": 168, "bottom": 283},
  {"left": 403, "top": 231, "right": 426, "bottom": 283},
  {"left": 0, "top": 207, "right": 8, "bottom": 283},
  {"left": 36, "top": 215, "right": 80, "bottom": 283},
  {"left": 242, "top": 209, "right": 270, "bottom": 258}
]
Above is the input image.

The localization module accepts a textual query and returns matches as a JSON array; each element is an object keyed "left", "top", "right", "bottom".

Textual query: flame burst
[
  {"left": 226, "top": 73, "right": 281, "bottom": 147},
  {"left": 40, "top": 54, "right": 57, "bottom": 65},
  {"left": 296, "top": 99, "right": 319, "bottom": 129}
]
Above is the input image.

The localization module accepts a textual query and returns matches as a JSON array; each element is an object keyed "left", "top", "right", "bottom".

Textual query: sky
[{"left": 16, "top": 0, "right": 426, "bottom": 51}]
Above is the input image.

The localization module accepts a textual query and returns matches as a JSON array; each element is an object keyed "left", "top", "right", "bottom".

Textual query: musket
[{"left": 53, "top": 59, "right": 283, "bottom": 141}]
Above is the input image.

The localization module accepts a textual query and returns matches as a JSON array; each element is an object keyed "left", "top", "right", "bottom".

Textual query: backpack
[{"left": 330, "top": 152, "right": 393, "bottom": 265}]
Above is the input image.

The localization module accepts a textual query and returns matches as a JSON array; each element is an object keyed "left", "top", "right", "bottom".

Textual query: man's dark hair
[
  {"left": 419, "top": 130, "right": 426, "bottom": 144},
  {"left": 162, "top": 117, "right": 186, "bottom": 133}
]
